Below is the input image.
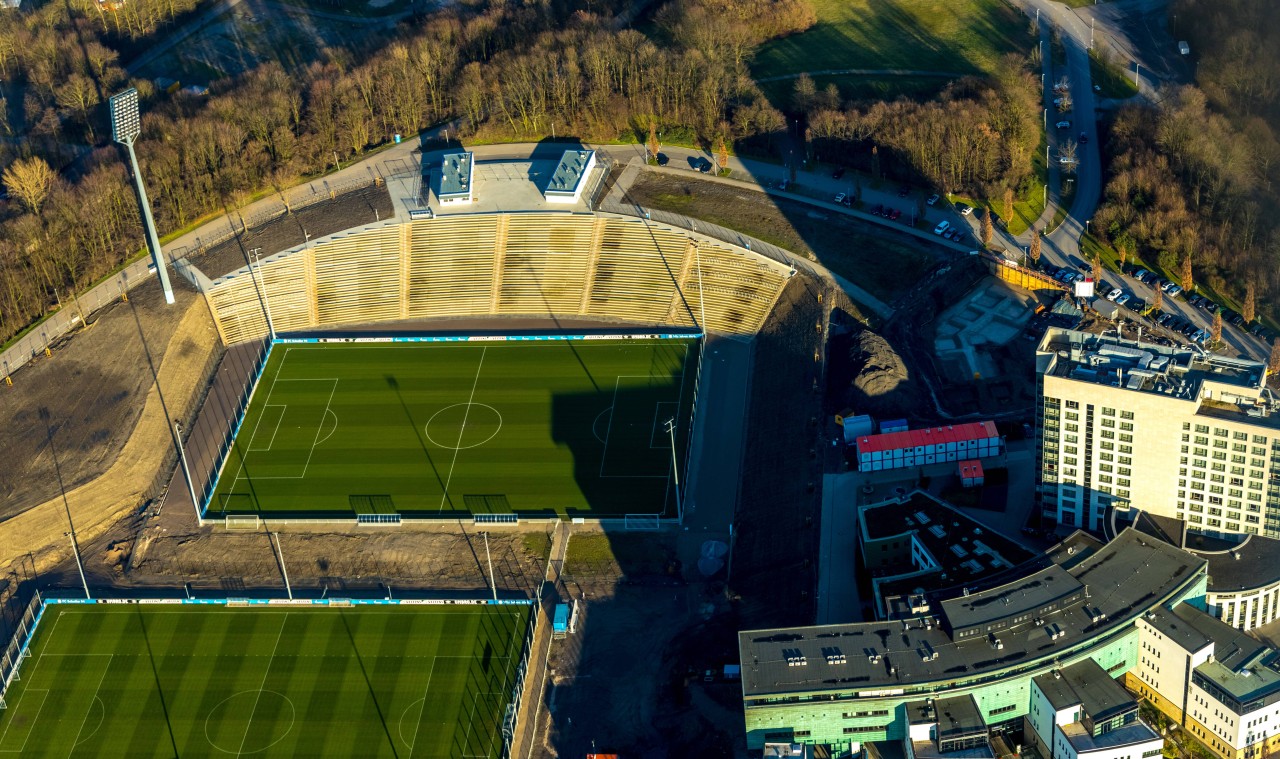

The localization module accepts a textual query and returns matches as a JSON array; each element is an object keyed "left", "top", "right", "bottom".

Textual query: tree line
[
  {"left": 0, "top": 0, "right": 1040, "bottom": 345},
  {"left": 1092, "top": 0, "right": 1280, "bottom": 326}
]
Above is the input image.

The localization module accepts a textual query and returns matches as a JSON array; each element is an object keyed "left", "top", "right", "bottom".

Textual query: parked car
[
  {"left": 871, "top": 204, "right": 884, "bottom": 216},
  {"left": 933, "top": 220, "right": 950, "bottom": 235},
  {"left": 1231, "top": 313, "right": 1246, "bottom": 327},
  {"left": 1205, "top": 301, "right": 1219, "bottom": 313},
  {"left": 926, "top": 193, "right": 940, "bottom": 206},
  {"left": 959, "top": 204, "right": 974, "bottom": 216},
  {"left": 832, "top": 167, "right": 846, "bottom": 179},
  {"left": 1056, "top": 120, "right": 1071, "bottom": 129},
  {"left": 1128, "top": 297, "right": 1146, "bottom": 312},
  {"left": 1250, "top": 323, "right": 1267, "bottom": 337},
  {"left": 889, "top": 208, "right": 902, "bottom": 221},
  {"left": 1133, "top": 268, "right": 1150, "bottom": 281},
  {"left": 1079, "top": 132, "right": 1089, "bottom": 144},
  {"left": 834, "top": 193, "right": 847, "bottom": 205},
  {"left": 898, "top": 186, "right": 911, "bottom": 198},
  {"left": 1106, "top": 288, "right": 1123, "bottom": 301},
  {"left": 655, "top": 153, "right": 669, "bottom": 166},
  {"left": 1166, "top": 284, "right": 1184, "bottom": 297},
  {"left": 1115, "top": 293, "right": 1131, "bottom": 306},
  {"left": 1160, "top": 280, "right": 1176, "bottom": 292}
]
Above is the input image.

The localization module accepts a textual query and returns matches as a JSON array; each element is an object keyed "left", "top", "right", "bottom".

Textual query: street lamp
[
  {"left": 249, "top": 247, "right": 277, "bottom": 341},
  {"left": 174, "top": 420, "right": 200, "bottom": 521},
  {"left": 111, "top": 88, "right": 174, "bottom": 305},
  {"left": 664, "top": 418, "right": 684, "bottom": 522}
]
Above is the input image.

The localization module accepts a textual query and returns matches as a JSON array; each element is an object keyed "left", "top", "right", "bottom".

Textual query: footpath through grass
[
  {"left": 0, "top": 603, "right": 530, "bottom": 758},
  {"left": 209, "top": 339, "right": 696, "bottom": 519},
  {"left": 751, "top": 0, "right": 1030, "bottom": 83}
]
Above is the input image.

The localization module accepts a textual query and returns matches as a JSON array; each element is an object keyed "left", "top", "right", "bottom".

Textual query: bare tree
[
  {"left": 1180, "top": 254, "right": 1194, "bottom": 292},
  {"left": 1092, "top": 253, "right": 1102, "bottom": 283},
  {"left": 1270, "top": 338, "right": 1280, "bottom": 375},
  {"left": 717, "top": 138, "right": 729, "bottom": 175},
  {"left": 1244, "top": 282, "right": 1256, "bottom": 324},
  {"left": 2, "top": 156, "right": 57, "bottom": 216},
  {"left": 1117, "top": 238, "right": 1130, "bottom": 267},
  {"left": 982, "top": 207, "right": 994, "bottom": 246},
  {"left": 1003, "top": 187, "right": 1014, "bottom": 223},
  {"left": 1212, "top": 310, "right": 1223, "bottom": 344},
  {"left": 1059, "top": 140, "right": 1079, "bottom": 172},
  {"left": 1030, "top": 228, "right": 1042, "bottom": 264},
  {"left": 648, "top": 121, "right": 660, "bottom": 161},
  {"left": 1153, "top": 286, "right": 1163, "bottom": 312}
]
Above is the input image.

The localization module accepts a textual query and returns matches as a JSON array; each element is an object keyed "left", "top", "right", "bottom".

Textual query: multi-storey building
[
  {"left": 1036, "top": 328, "right": 1280, "bottom": 536},
  {"left": 1131, "top": 604, "right": 1280, "bottom": 759},
  {"left": 737, "top": 529, "right": 1207, "bottom": 753}
]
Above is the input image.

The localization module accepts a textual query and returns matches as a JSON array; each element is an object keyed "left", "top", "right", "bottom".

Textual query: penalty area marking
[{"left": 598, "top": 376, "right": 674, "bottom": 480}]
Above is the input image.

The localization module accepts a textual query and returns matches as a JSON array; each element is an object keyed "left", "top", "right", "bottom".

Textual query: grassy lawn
[
  {"left": 209, "top": 339, "right": 697, "bottom": 519},
  {"left": 1089, "top": 51, "right": 1139, "bottom": 99},
  {"left": 625, "top": 173, "right": 936, "bottom": 304},
  {"left": 953, "top": 132, "right": 1048, "bottom": 236},
  {"left": 564, "top": 532, "right": 679, "bottom": 576},
  {"left": 0, "top": 602, "right": 530, "bottom": 758},
  {"left": 751, "top": 0, "right": 1031, "bottom": 82}
]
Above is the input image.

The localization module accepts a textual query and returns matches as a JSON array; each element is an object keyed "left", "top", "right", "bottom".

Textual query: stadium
[
  {"left": 0, "top": 147, "right": 815, "bottom": 756},
  {"left": 175, "top": 170, "right": 799, "bottom": 525}
]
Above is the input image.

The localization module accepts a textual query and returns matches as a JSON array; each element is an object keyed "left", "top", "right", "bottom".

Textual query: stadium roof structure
[
  {"left": 854, "top": 422, "right": 998, "bottom": 455},
  {"left": 440, "top": 151, "right": 473, "bottom": 201},
  {"left": 546, "top": 149, "right": 594, "bottom": 199},
  {"left": 739, "top": 529, "right": 1205, "bottom": 699}
]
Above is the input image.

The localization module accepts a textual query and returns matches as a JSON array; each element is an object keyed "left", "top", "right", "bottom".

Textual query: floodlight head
[{"left": 109, "top": 88, "right": 141, "bottom": 144}]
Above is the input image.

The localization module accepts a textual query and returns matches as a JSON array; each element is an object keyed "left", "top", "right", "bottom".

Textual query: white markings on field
[
  {"left": 437, "top": 347, "right": 487, "bottom": 511},
  {"left": 234, "top": 613, "right": 289, "bottom": 758}
]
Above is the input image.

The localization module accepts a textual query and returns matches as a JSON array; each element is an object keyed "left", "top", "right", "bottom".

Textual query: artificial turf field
[
  {"left": 0, "top": 603, "right": 530, "bottom": 758},
  {"left": 207, "top": 338, "right": 697, "bottom": 518}
]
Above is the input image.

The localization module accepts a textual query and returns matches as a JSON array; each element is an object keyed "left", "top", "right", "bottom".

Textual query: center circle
[
  {"left": 204, "top": 690, "right": 296, "bottom": 755},
  {"left": 425, "top": 403, "right": 503, "bottom": 450}
]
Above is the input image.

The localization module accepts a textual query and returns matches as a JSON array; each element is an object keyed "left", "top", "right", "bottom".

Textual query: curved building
[
  {"left": 738, "top": 529, "right": 1207, "bottom": 753},
  {"left": 1194, "top": 535, "right": 1280, "bottom": 630}
]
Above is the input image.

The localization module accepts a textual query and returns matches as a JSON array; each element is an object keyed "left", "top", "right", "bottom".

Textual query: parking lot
[{"left": 1037, "top": 260, "right": 1272, "bottom": 355}]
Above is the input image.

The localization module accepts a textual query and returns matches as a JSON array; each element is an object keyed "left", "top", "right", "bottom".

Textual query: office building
[{"left": 1036, "top": 328, "right": 1280, "bottom": 536}]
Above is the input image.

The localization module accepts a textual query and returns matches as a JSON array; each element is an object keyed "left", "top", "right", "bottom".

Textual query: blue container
[{"left": 553, "top": 604, "right": 569, "bottom": 633}]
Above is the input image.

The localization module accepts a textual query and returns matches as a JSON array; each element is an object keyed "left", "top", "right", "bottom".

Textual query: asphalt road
[{"left": 992, "top": 0, "right": 1270, "bottom": 364}]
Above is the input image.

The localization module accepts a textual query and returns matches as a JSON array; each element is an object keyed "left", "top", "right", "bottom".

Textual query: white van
[{"left": 933, "top": 220, "right": 950, "bottom": 235}]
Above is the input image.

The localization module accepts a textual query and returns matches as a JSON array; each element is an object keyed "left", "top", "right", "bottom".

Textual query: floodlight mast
[{"left": 110, "top": 88, "right": 174, "bottom": 305}]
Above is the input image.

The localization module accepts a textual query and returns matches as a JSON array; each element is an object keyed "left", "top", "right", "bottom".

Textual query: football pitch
[
  {"left": 207, "top": 338, "right": 698, "bottom": 519},
  {"left": 0, "top": 602, "right": 530, "bottom": 758}
]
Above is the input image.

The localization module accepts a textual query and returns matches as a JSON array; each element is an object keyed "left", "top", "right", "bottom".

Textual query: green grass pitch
[
  {"left": 0, "top": 603, "right": 530, "bottom": 758},
  {"left": 207, "top": 338, "right": 698, "bottom": 518}
]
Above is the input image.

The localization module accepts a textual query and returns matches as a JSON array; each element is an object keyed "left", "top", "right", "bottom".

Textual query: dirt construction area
[
  {"left": 0, "top": 282, "right": 221, "bottom": 579},
  {"left": 534, "top": 531, "right": 745, "bottom": 758},
  {"left": 0, "top": 278, "right": 215, "bottom": 523}
]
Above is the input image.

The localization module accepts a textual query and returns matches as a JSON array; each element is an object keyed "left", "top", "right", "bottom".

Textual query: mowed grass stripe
[
  {"left": 0, "top": 605, "right": 528, "bottom": 758},
  {"left": 209, "top": 340, "right": 697, "bottom": 518}
]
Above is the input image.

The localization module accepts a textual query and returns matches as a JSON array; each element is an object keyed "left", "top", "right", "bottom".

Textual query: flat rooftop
[
  {"left": 548, "top": 149, "right": 593, "bottom": 196},
  {"left": 739, "top": 530, "right": 1205, "bottom": 699},
  {"left": 1038, "top": 329, "right": 1276, "bottom": 426},
  {"left": 1033, "top": 658, "right": 1134, "bottom": 722},
  {"left": 1191, "top": 534, "right": 1280, "bottom": 593},
  {"left": 1061, "top": 721, "right": 1159, "bottom": 753},
  {"left": 440, "top": 152, "right": 472, "bottom": 197},
  {"left": 865, "top": 494, "right": 1036, "bottom": 601}
]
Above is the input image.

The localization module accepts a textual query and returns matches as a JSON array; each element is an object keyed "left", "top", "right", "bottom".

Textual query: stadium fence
[
  {"left": 0, "top": 591, "right": 43, "bottom": 710},
  {"left": 0, "top": 593, "right": 537, "bottom": 754},
  {"left": 194, "top": 331, "right": 699, "bottom": 525}
]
